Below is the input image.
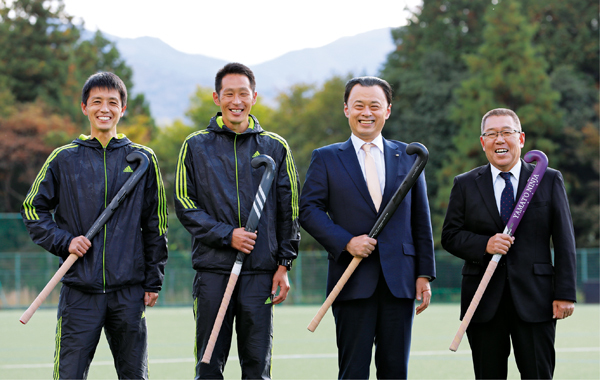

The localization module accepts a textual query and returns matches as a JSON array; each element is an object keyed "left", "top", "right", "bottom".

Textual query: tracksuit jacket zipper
[
  {"left": 102, "top": 145, "right": 107, "bottom": 293},
  {"left": 234, "top": 134, "right": 242, "bottom": 229}
]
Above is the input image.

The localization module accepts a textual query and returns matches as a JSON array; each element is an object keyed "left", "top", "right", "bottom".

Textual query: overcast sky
[{"left": 62, "top": 0, "right": 421, "bottom": 65}]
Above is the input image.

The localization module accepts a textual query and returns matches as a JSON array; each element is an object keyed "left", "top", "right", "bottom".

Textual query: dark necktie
[{"left": 500, "top": 172, "right": 515, "bottom": 225}]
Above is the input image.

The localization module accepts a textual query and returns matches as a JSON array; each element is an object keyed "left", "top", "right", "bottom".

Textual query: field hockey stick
[
  {"left": 449, "top": 150, "right": 548, "bottom": 351},
  {"left": 201, "top": 154, "right": 277, "bottom": 364},
  {"left": 307, "top": 142, "right": 429, "bottom": 332},
  {"left": 19, "top": 151, "right": 150, "bottom": 325}
]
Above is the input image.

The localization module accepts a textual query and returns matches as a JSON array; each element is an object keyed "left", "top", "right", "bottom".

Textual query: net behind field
[{"left": 1, "top": 212, "right": 599, "bottom": 307}]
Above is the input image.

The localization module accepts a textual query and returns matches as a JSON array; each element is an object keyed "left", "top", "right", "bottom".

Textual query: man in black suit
[
  {"left": 442, "top": 108, "right": 576, "bottom": 379},
  {"left": 300, "top": 76, "right": 436, "bottom": 379}
]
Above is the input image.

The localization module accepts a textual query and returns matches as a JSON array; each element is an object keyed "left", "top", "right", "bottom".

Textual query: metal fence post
[
  {"left": 15, "top": 252, "right": 21, "bottom": 306},
  {"left": 581, "top": 248, "right": 588, "bottom": 283}
]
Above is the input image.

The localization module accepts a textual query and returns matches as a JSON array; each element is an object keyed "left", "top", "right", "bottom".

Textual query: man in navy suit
[
  {"left": 299, "top": 76, "right": 436, "bottom": 379},
  {"left": 442, "top": 108, "right": 576, "bottom": 379}
]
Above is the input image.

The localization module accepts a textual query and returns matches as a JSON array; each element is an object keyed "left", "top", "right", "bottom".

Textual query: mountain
[{"left": 107, "top": 28, "right": 396, "bottom": 124}]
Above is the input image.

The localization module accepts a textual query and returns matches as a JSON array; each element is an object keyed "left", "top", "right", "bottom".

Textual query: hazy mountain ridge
[{"left": 103, "top": 28, "right": 396, "bottom": 124}]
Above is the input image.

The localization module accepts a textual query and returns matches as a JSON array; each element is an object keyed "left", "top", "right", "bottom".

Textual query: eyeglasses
[{"left": 481, "top": 130, "right": 521, "bottom": 140}]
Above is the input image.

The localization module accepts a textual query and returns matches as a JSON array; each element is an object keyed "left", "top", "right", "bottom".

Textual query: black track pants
[
  {"left": 54, "top": 285, "right": 148, "bottom": 379},
  {"left": 193, "top": 272, "right": 274, "bottom": 380}
]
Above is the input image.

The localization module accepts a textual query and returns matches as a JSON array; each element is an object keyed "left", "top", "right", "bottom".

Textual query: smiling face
[
  {"left": 344, "top": 84, "right": 391, "bottom": 142},
  {"left": 480, "top": 115, "right": 525, "bottom": 171},
  {"left": 81, "top": 87, "right": 126, "bottom": 140},
  {"left": 213, "top": 73, "right": 257, "bottom": 133}
]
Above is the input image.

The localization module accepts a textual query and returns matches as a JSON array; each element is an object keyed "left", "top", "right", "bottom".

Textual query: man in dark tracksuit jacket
[
  {"left": 21, "top": 72, "right": 168, "bottom": 380},
  {"left": 174, "top": 63, "right": 300, "bottom": 380}
]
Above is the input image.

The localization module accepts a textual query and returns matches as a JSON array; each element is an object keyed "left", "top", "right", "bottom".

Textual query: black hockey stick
[
  {"left": 201, "top": 154, "right": 277, "bottom": 364},
  {"left": 20, "top": 151, "right": 150, "bottom": 324},
  {"left": 307, "top": 142, "right": 429, "bottom": 332}
]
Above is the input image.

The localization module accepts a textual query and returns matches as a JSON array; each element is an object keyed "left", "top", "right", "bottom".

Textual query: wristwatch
[{"left": 277, "top": 258, "right": 293, "bottom": 271}]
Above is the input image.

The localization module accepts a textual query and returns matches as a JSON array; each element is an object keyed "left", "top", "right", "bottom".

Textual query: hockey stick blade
[
  {"left": 19, "top": 151, "right": 149, "bottom": 325},
  {"left": 307, "top": 142, "right": 429, "bottom": 332},
  {"left": 201, "top": 155, "right": 277, "bottom": 364},
  {"left": 449, "top": 150, "right": 548, "bottom": 351}
]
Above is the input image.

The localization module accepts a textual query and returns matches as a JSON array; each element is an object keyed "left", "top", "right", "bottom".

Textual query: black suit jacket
[{"left": 441, "top": 160, "right": 576, "bottom": 324}]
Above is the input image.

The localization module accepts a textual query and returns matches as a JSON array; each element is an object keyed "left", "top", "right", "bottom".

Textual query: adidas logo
[
  {"left": 264, "top": 296, "right": 273, "bottom": 305},
  {"left": 252, "top": 151, "right": 260, "bottom": 158},
  {"left": 123, "top": 166, "right": 133, "bottom": 173}
]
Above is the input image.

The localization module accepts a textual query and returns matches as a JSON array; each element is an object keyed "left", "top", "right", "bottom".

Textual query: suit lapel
[
  {"left": 475, "top": 164, "right": 505, "bottom": 231},
  {"left": 381, "top": 138, "right": 401, "bottom": 207},
  {"left": 516, "top": 159, "right": 534, "bottom": 200},
  {"left": 337, "top": 138, "right": 376, "bottom": 210}
]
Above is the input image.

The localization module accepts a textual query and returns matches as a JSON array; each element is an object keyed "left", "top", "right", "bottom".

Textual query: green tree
[
  {"left": 435, "top": 0, "right": 561, "bottom": 243},
  {"left": 265, "top": 75, "right": 353, "bottom": 251},
  {"left": 0, "top": 0, "right": 79, "bottom": 107},
  {"left": 69, "top": 31, "right": 156, "bottom": 136},
  {"left": 268, "top": 75, "right": 352, "bottom": 185},
  {"left": 380, "top": 0, "right": 488, "bottom": 221},
  {"left": 548, "top": 66, "right": 599, "bottom": 246},
  {"left": 186, "top": 85, "right": 220, "bottom": 128},
  {"left": 524, "top": 0, "right": 599, "bottom": 83},
  {"left": 381, "top": 0, "right": 598, "bottom": 247},
  {"left": 0, "top": 0, "right": 157, "bottom": 213},
  {"left": 0, "top": 101, "right": 77, "bottom": 211}
]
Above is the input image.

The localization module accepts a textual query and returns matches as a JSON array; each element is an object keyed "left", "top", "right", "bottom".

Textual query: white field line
[{"left": 2, "top": 347, "right": 598, "bottom": 370}]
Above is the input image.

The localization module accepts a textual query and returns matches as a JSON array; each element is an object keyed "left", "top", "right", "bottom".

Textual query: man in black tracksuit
[
  {"left": 21, "top": 72, "right": 168, "bottom": 379},
  {"left": 174, "top": 63, "right": 300, "bottom": 379}
]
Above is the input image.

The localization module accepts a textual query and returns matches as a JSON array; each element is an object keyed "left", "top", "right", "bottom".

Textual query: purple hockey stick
[{"left": 449, "top": 150, "right": 548, "bottom": 351}]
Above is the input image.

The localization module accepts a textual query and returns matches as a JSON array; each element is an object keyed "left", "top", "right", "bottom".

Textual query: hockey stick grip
[
  {"left": 307, "top": 256, "right": 362, "bottom": 332},
  {"left": 19, "top": 152, "right": 149, "bottom": 325},
  {"left": 449, "top": 258, "right": 499, "bottom": 351},
  {"left": 201, "top": 270, "right": 240, "bottom": 364},
  {"left": 19, "top": 253, "right": 78, "bottom": 324}
]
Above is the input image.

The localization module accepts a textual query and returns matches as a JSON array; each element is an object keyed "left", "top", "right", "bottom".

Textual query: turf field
[{"left": 0, "top": 304, "right": 598, "bottom": 379}]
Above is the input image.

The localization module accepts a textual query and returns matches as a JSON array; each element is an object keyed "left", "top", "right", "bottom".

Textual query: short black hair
[
  {"left": 344, "top": 76, "right": 392, "bottom": 106},
  {"left": 81, "top": 72, "right": 127, "bottom": 107},
  {"left": 215, "top": 62, "right": 256, "bottom": 95}
]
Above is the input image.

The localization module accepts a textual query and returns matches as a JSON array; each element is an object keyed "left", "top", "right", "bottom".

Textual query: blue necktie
[{"left": 500, "top": 172, "right": 515, "bottom": 225}]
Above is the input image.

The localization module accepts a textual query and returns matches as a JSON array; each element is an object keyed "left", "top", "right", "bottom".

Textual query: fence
[{"left": 1, "top": 214, "right": 598, "bottom": 308}]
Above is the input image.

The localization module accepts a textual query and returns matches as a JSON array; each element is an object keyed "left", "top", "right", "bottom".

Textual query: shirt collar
[
  {"left": 350, "top": 133, "right": 384, "bottom": 155},
  {"left": 490, "top": 159, "right": 522, "bottom": 182}
]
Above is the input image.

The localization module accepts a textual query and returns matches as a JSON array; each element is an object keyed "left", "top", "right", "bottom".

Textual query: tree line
[{"left": 0, "top": 0, "right": 597, "bottom": 250}]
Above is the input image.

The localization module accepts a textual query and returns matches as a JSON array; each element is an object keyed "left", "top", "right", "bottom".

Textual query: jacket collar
[
  {"left": 337, "top": 137, "right": 402, "bottom": 214},
  {"left": 207, "top": 112, "right": 264, "bottom": 134},
  {"left": 74, "top": 134, "right": 131, "bottom": 150}
]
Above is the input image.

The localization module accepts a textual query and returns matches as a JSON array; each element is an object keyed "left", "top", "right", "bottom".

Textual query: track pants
[
  {"left": 193, "top": 272, "right": 274, "bottom": 380},
  {"left": 54, "top": 285, "right": 148, "bottom": 380}
]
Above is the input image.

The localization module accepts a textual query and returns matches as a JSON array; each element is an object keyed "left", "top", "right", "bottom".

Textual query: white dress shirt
[{"left": 350, "top": 133, "right": 385, "bottom": 195}]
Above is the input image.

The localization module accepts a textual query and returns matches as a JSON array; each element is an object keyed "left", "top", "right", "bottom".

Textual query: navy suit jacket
[
  {"left": 441, "top": 160, "right": 577, "bottom": 323},
  {"left": 299, "top": 137, "right": 436, "bottom": 302}
]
